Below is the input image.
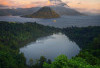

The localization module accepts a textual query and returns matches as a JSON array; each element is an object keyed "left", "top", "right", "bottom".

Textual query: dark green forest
[
  {"left": 41, "top": 27, "right": 100, "bottom": 68},
  {"left": 0, "top": 21, "right": 59, "bottom": 68},
  {"left": 0, "top": 21, "right": 100, "bottom": 68}
]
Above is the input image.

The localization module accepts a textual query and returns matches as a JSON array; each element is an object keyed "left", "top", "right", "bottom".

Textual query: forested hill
[
  {"left": 0, "top": 21, "right": 59, "bottom": 68},
  {"left": 62, "top": 26, "right": 100, "bottom": 48},
  {"left": 0, "top": 21, "right": 100, "bottom": 68},
  {"left": 43, "top": 27, "right": 100, "bottom": 68},
  {"left": 0, "top": 21, "right": 59, "bottom": 49}
]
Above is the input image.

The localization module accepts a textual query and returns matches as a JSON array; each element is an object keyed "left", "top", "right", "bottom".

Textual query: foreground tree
[{"left": 43, "top": 55, "right": 98, "bottom": 68}]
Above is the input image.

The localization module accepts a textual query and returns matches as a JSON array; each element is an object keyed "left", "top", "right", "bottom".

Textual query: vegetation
[
  {"left": 62, "top": 26, "right": 100, "bottom": 64},
  {"left": 42, "top": 26, "right": 100, "bottom": 68},
  {"left": 0, "top": 21, "right": 100, "bottom": 68},
  {"left": 62, "top": 26, "right": 100, "bottom": 48},
  {"left": 0, "top": 21, "right": 59, "bottom": 49},
  {"left": 43, "top": 55, "right": 98, "bottom": 68},
  {"left": 0, "top": 21, "right": 59, "bottom": 68}
]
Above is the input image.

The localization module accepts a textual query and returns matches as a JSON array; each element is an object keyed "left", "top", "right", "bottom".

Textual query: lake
[
  {"left": 20, "top": 33, "right": 80, "bottom": 64},
  {"left": 0, "top": 15, "right": 100, "bottom": 28},
  {"left": 0, "top": 15, "right": 99, "bottom": 64}
]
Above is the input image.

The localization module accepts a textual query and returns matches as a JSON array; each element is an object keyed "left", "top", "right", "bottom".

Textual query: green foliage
[
  {"left": 0, "top": 51, "right": 16, "bottom": 68},
  {"left": 39, "top": 56, "right": 47, "bottom": 68},
  {"left": 0, "top": 46, "right": 26, "bottom": 68},
  {"left": 43, "top": 55, "right": 97, "bottom": 68},
  {"left": 0, "top": 21, "right": 100, "bottom": 68},
  {"left": 0, "top": 21, "right": 59, "bottom": 49},
  {"left": 77, "top": 50, "right": 100, "bottom": 65},
  {"left": 43, "top": 27, "right": 100, "bottom": 68},
  {"left": 89, "top": 35, "right": 100, "bottom": 50},
  {"left": 62, "top": 26, "right": 100, "bottom": 48},
  {"left": 0, "top": 21, "right": 59, "bottom": 68},
  {"left": 29, "top": 58, "right": 34, "bottom": 66}
]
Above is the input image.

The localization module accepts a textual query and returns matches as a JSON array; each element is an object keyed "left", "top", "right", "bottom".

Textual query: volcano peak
[{"left": 23, "top": 6, "right": 60, "bottom": 18}]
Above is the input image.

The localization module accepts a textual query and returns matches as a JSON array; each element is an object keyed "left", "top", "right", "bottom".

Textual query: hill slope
[
  {"left": 23, "top": 6, "right": 60, "bottom": 18},
  {"left": 0, "top": 6, "right": 83, "bottom": 16},
  {"left": 0, "top": 7, "right": 40, "bottom": 16},
  {"left": 51, "top": 6, "right": 83, "bottom": 16}
]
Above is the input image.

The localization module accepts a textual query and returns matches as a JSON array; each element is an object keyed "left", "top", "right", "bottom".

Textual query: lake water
[
  {"left": 20, "top": 33, "right": 80, "bottom": 64},
  {"left": 0, "top": 15, "right": 99, "bottom": 64},
  {"left": 0, "top": 15, "right": 100, "bottom": 28}
]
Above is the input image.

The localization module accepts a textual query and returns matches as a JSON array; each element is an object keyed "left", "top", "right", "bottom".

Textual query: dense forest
[
  {"left": 0, "top": 21, "right": 100, "bottom": 68},
  {"left": 35, "top": 26, "right": 100, "bottom": 68},
  {"left": 0, "top": 21, "right": 59, "bottom": 68},
  {"left": 62, "top": 26, "right": 100, "bottom": 48},
  {"left": 42, "top": 27, "right": 100, "bottom": 68}
]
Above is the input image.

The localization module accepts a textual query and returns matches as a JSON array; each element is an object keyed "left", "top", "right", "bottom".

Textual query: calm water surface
[
  {"left": 0, "top": 16, "right": 100, "bottom": 28},
  {"left": 0, "top": 15, "right": 99, "bottom": 64},
  {"left": 20, "top": 33, "right": 80, "bottom": 64}
]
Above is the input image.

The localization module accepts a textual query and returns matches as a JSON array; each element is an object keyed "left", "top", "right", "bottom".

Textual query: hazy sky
[{"left": 0, "top": 0, "right": 100, "bottom": 13}]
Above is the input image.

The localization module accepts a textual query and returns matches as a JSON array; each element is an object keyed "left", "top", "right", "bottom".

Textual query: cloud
[
  {"left": 0, "top": 0, "right": 68, "bottom": 8},
  {"left": 0, "top": 0, "right": 18, "bottom": 8},
  {"left": 49, "top": 0, "right": 63, "bottom": 4},
  {"left": 77, "top": 3, "right": 81, "bottom": 4},
  {"left": 49, "top": 0, "right": 68, "bottom": 6},
  {"left": 57, "top": 3, "right": 66, "bottom": 6},
  {"left": 0, "top": 0, "right": 99, "bottom": 14},
  {"left": 74, "top": 7, "right": 100, "bottom": 14},
  {"left": 0, "top": 0, "right": 52, "bottom": 8}
]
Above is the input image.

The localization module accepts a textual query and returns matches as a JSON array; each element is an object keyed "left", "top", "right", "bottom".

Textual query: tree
[
  {"left": 43, "top": 55, "right": 96, "bottom": 68},
  {"left": 29, "top": 58, "right": 34, "bottom": 66},
  {"left": 39, "top": 56, "right": 47, "bottom": 68}
]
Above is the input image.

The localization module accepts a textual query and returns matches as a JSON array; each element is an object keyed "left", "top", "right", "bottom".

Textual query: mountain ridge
[
  {"left": 22, "top": 6, "right": 60, "bottom": 18},
  {"left": 0, "top": 6, "right": 83, "bottom": 16},
  {"left": 50, "top": 6, "right": 83, "bottom": 16}
]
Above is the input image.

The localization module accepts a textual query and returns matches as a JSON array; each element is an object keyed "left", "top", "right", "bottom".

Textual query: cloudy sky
[{"left": 0, "top": 0, "right": 100, "bottom": 13}]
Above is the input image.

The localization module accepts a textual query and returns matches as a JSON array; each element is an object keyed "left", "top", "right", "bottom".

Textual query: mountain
[
  {"left": 0, "top": 7, "right": 40, "bottom": 16},
  {"left": 50, "top": 6, "right": 83, "bottom": 16},
  {"left": 23, "top": 6, "right": 60, "bottom": 18},
  {"left": 0, "top": 6, "right": 83, "bottom": 16}
]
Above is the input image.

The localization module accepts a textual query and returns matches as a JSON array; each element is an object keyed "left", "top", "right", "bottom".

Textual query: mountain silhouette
[
  {"left": 0, "top": 6, "right": 84, "bottom": 16},
  {"left": 23, "top": 6, "right": 60, "bottom": 18},
  {"left": 51, "top": 6, "right": 83, "bottom": 16}
]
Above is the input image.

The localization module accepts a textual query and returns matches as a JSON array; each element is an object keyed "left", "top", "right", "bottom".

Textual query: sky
[{"left": 0, "top": 0, "right": 100, "bottom": 13}]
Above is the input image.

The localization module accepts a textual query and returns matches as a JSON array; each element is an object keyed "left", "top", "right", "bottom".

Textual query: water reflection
[{"left": 20, "top": 33, "right": 80, "bottom": 64}]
